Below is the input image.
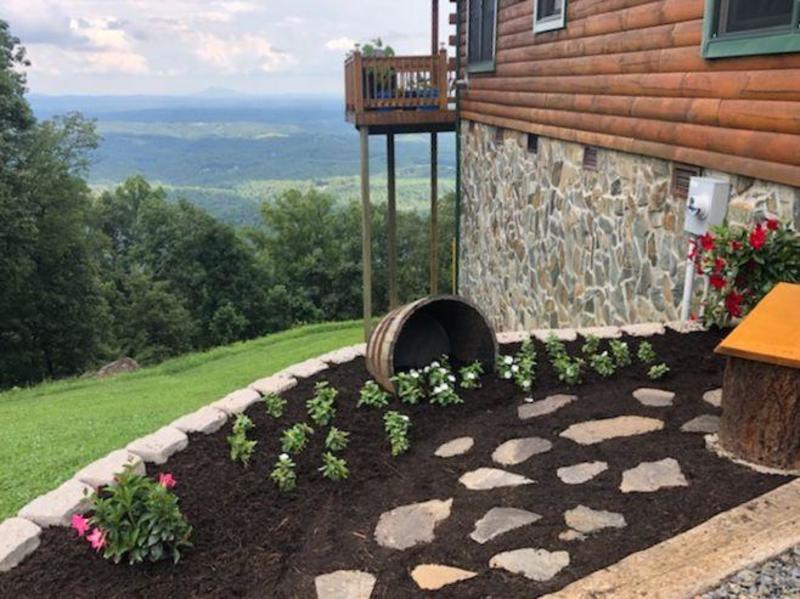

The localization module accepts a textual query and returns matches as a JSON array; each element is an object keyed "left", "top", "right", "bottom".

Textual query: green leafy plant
[
  {"left": 270, "top": 454, "right": 297, "bottom": 493},
  {"left": 554, "top": 355, "right": 585, "bottom": 386},
  {"left": 263, "top": 393, "right": 287, "bottom": 419},
  {"left": 427, "top": 358, "right": 462, "bottom": 406},
  {"left": 637, "top": 341, "right": 657, "bottom": 365},
  {"left": 358, "top": 380, "right": 390, "bottom": 408},
  {"left": 609, "top": 339, "right": 632, "bottom": 367},
  {"left": 281, "top": 422, "right": 314, "bottom": 454},
  {"left": 391, "top": 370, "right": 425, "bottom": 405},
  {"left": 384, "top": 411, "right": 411, "bottom": 456},
  {"left": 325, "top": 427, "right": 350, "bottom": 452},
  {"left": 694, "top": 219, "right": 799, "bottom": 327},
  {"left": 228, "top": 414, "right": 257, "bottom": 467},
  {"left": 319, "top": 452, "right": 349, "bottom": 481},
  {"left": 75, "top": 466, "right": 192, "bottom": 565},
  {"left": 590, "top": 351, "right": 616, "bottom": 378},
  {"left": 513, "top": 337, "right": 537, "bottom": 392},
  {"left": 307, "top": 381, "right": 338, "bottom": 426},
  {"left": 545, "top": 334, "right": 567, "bottom": 360},
  {"left": 581, "top": 335, "right": 601, "bottom": 356},
  {"left": 648, "top": 363, "right": 671, "bottom": 380},
  {"left": 459, "top": 361, "right": 484, "bottom": 390},
  {"left": 496, "top": 354, "right": 515, "bottom": 381}
]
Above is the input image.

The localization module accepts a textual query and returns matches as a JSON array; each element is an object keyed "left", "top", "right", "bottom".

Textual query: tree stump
[{"left": 718, "top": 357, "right": 800, "bottom": 470}]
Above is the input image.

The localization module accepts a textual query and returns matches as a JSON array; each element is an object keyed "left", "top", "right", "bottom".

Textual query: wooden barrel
[{"left": 366, "top": 295, "right": 498, "bottom": 393}]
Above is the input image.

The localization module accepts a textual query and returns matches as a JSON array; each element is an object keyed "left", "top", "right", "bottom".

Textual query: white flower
[
  {"left": 448, "top": 374, "right": 456, "bottom": 382},
  {"left": 465, "top": 372, "right": 476, "bottom": 380},
  {"left": 522, "top": 381, "right": 531, "bottom": 389},
  {"left": 401, "top": 415, "right": 410, "bottom": 421},
  {"left": 524, "top": 397, "right": 534, "bottom": 403},
  {"left": 503, "top": 356, "right": 514, "bottom": 365},
  {"left": 431, "top": 361, "right": 440, "bottom": 368},
  {"left": 511, "top": 365, "right": 519, "bottom": 373},
  {"left": 411, "top": 371, "right": 420, "bottom": 379},
  {"left": 503, "top": 372, "right": 512, "bottom": 379},
  {"left": 279, "top": 453, "right": 290, "bottom": 461}
]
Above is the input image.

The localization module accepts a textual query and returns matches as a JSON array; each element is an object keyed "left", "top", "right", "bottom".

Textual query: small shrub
[
  {"left": 232, "top": 414, "right": 254, "bottom": 435},
  {"left": 391, "top": 370, "right": 424, "bottom": 405},
  {"left": 76, "top": 466, "right": 192, "bottom": 565},
  {"left": 270, "top": 454, "right": 297, "bottom": 493},
  {"left": 514, "top": 338, "right": 537, "bottom": 392},
  {"left": 545, "top": 334, "right": 567, "bottom": 360},
  {"left": 264, "top": 393, "right": 287, "bottom": 419},
  {"left": 648, "top": 363, "right": 671, "bottom": 380},
  {"left": 459, "top": 361, "right": 484, "bottom": 390},
  {"left": 590, "top": 351, "right": 616, "bottom": 378},
  {"left": 358, "top": 380, "right": 390, "bottom": 408},
  {"left": 228, "top": 415, "right": 257, "bottom": 467},
  {"left": 427, "top": 358, "right": 462, "bottom": 406},
  {"left": 581, "top": 335, "right": 601, "bottom": 356},
  {"left": 637, "top": 341, "right": 657, "bottom": 365},
  {"left": 319, "top": 452, "right": 349, "bottom": 481},
  {"left": 496, "top": 354, "right": 515, "bottom": 380},
  {"left": 325, "top": 427, "right": 350, "bottom": 452},
  {"left": 281, "top": 422, "right": 314, "bottom": 454},
  {"left": 307, "top": 381, "right": 338, "bottom": 426},
  {"left": 384, "top": 411, "right": 411, "bottom": 456},
  {"left": 609, "top": 340, "right": 632, "bottom": 367},
  {"left": 554, "top": 355, "right": 584, "bottom": 386}
]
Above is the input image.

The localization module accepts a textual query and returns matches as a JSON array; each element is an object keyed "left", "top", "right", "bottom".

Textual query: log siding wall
[{"left": 457, "top": 0, "right": 800, "bottom": 187}]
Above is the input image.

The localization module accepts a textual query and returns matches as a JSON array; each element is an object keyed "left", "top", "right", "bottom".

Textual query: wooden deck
[{"left": 344, "top": 51, "right": 457, "bottom": 134}]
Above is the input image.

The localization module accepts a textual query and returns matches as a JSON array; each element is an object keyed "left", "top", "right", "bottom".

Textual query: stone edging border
[{"left": 0, "top": 321, "right": 703, "bottom": 574}]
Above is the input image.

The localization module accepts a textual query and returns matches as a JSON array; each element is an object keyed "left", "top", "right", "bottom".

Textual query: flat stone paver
[
  {"left": 248, "top": 374, "right": 297, "bottom": 396},
  {"left": 171, "top": 406, "right": 228, "bottom": 435},
  {"left": 682, "top": 415, "right": 721, "bottom": 434},
  {"left": 704, "top": 388, "right": 723, "bottom": 408},
  {"left": 374, "top": 498, "right": 453, "bottom": 550},
  {"left": 435, "top": 437, "right": 474, "bottom": 458},
  {"left": 557, "top": 461, "right": 609, "bottom": 485},
  {"left": 127, "top": 426, "right": 188, "bottom": 464},
  {"left": 18, "top": 479, "right": 93, "bottom": 528},
  {"left": 564, "top": 505, "right": 627, "bottom": 534},
  {"left": 490, "top": 548, "right": 570, "bottom": 582},
  {"left": 411, "top": 564, "right": 477, "bottom": 590},
  {"left": 0, "top": 518, "right": 41, "bottom": 572},
  {"left": 633, "top": 388, "right": 676, "bottom": 407},
  {"left": 470, "top": 507, "right": 542, "bottom": 544},
  {"left": 518, "top": 394, "right": 577, "bottom": 420},
  {"left": 559, "top": 529, "right": 587, "bottom": 542},
  {"left": 459, "top": 468, "right": 535, "bottom": 491},
  {"left": 560, "top": 416, "right": 665, "bottom": 445},
  {"left": 492, "top": 437, "right": 553, "bottom": 466},
  {"left": 74, "top": 449, "right": 145, "bottom": 487},
  {"left": 281, "top": 358, "right": 328, "bottom": 379},
  {"left": 211, "top": 388, "right": 262, "bottom": 415},
  {"left": 621, "top": 323, "right": 666, "bottom": 337},
  {"left": 314, "top": 570, "right": 376, "bottom": 599},
  {"left": 621, "top": 458, "right": 689, "bottom": 493}
]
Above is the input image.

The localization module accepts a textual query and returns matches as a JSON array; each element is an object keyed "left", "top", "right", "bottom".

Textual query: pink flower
[
  {"left": 87, "top": 528, "right": 106, "bottom": 552},
  {"left": 158, "top": 473, "right": 177, "bottom": 489},
  {"left": 71, "top": 514, "right": 90, "bottom": 538}
]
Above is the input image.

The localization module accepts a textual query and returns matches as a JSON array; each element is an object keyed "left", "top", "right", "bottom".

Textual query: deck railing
[{"left": 345, "top": 50, "right": 453, "bottom": 115}]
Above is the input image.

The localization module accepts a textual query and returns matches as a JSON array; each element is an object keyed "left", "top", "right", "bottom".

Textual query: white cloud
[
  {"left": 69, "top": 17, "right": 132, "bottom": 51},
  {"left": 191, "top": 33, "right": 293, "bottom": 74},
  {"left": 325, "top": 37, "right": 356, "bottom": 52}
]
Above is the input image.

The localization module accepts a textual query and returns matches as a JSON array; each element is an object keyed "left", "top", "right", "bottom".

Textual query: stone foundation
[{"left": 459, "top": 121, "right": 799, "bottom": 331}]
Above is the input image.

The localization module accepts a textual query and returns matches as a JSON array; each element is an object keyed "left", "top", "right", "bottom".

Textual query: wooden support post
[
  {"left": 432, "top": 0, "right": 439, "bottom": 53},
  {"left": 387, "top": 133, "right": 398, "bottom": 310},
  {"left": 430, "top": 132, "right": 439, "bottom": 295},
  {"left": 360, "top": 127, "right": 372, "bottom": 341}
]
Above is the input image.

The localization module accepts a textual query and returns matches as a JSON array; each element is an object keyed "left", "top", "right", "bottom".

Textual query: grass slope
[{"left": 0, "top": 321, "right": 362, "bottom": 521}]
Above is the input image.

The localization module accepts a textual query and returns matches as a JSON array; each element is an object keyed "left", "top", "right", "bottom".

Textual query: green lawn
[{"left": 0, "top": 321, "right": 362, "bottom": 521}]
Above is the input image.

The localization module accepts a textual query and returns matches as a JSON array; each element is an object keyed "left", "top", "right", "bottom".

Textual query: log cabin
[{"left": 452, "top": 0, "right": 800, "bottom": 331}]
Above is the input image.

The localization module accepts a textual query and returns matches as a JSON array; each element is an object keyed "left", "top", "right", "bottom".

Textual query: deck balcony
[{"left": 344, "top": 50, "right": 456, "bottom": 134}]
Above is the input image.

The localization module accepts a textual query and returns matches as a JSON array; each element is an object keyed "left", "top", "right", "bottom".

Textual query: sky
[{"left": 4, "top": 0, "right": 453, "bottom": 96}]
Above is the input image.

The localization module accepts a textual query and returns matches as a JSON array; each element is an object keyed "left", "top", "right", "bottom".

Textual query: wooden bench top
[{"left": 715, "top": 283, "right": 800, "bottom": 370}]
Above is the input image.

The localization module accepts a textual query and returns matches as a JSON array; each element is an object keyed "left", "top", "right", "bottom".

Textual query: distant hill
[{"left": 28, "top": 94, "right": 456, "bottom": 225}]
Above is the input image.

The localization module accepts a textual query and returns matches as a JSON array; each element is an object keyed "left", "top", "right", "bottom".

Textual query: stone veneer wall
[{"left": 459, "top": 120, "right": 800, "bottom": 332}]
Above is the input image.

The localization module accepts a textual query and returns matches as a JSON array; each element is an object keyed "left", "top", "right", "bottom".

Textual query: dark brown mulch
[{"left": 0, "top": 330, "right": 791, "bottom": 599}]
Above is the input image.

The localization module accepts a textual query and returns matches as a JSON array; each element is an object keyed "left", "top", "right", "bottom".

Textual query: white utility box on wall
[{"left": 683, "top": 177, "right": 731, "bottom": 235}]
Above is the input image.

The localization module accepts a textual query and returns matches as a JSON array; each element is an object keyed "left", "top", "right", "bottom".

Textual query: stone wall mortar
[{"left": 459, "top": 121, "right": 800, "bottom": 332}]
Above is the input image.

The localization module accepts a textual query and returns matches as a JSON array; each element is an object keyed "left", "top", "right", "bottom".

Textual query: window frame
[
  {"left": 703, "top": 0, "right": 800, "bottom": 59},
  {"left": 467, "top": 0, "right": 499, "bottom": 74},
  {"left": 534, "top": 0, "right": 567, "bottom": 33}
]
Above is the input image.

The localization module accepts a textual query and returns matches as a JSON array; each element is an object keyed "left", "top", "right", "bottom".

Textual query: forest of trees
[{"left": 0, "top": 21, "right": 454, "bottom": 389}]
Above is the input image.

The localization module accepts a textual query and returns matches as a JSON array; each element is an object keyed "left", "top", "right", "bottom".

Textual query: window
[
  {"left": 672, "top": 164, "right": 703, "bottom": 200},
  {"left": 468, "top": 0, "right": 497, "bottom": 72},
  {"left": 534, "top": 0, "right": 566, "bottom": 33},
  {"left": 704, "top": 0, "right": 800, "bottom": 59}
]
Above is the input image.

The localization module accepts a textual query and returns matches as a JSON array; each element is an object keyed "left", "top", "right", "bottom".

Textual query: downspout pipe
[{"left": 454, "top": 0, "right": 463, "bottom": 294}]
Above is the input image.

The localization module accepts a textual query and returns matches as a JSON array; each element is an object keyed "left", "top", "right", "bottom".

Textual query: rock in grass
[
  {"left": 314, "top": 570, "right": 376, "bottom": 599},
  {"left": 490, "top": 548, "right": 570, "bottom": 581},
  {"left": 411, "top": 564, "right": 478, "bottom": 590},
  {"left": 18, "top": 479, "right": 93, "bottom": 528},
  {"left": 470, "top": 507, "right": 541, "bottom": 544},
  {"left": 374, "top": 498, "right": 453, "bottom": 550}
]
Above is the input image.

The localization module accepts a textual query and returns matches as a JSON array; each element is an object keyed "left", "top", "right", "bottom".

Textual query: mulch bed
[{"left": 0, "top": 329, "right": 792, "bottom": 598}]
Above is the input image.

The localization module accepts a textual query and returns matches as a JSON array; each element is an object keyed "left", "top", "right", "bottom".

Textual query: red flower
[
  {"left": 731, "top": 240, "right": 743, "bottom": 251},
  {"left": 725, "top": 291, "right": 744, "bottom": 318},
  {"left": 714, "top": 258, "right": 726, "bottom": 273},
  {"left": 710, "top": 275, "right": 726, "bottom": 290},
  {"left": 749, "top": 225, "right": 766, "bottom": 250},
  {"left": 699, "top": 233, "right": 715, "bottom": 251},
  {"left": 158, "top": 473, "right": 177, "bottom": 489},
  {"left": 766, "top": 218, "right": 780, "bottom": 231}
]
